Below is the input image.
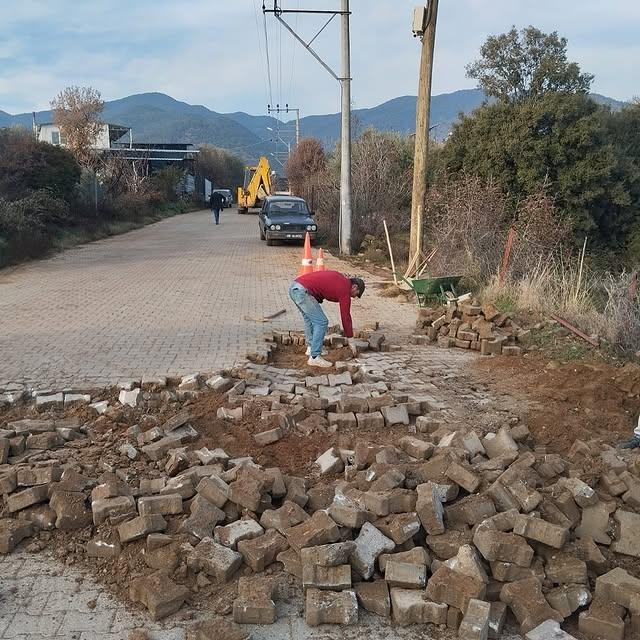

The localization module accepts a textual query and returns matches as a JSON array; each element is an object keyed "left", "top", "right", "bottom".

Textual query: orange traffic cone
[
  {"left": 299, "top": 232, "right": 314, "bottom": 276},
  {"left": 315, "top": 247, "right": 326, "bottom": 271}
]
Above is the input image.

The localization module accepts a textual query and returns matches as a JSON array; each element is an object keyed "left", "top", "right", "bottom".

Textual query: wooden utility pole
[{"left": 408, "top": 0, "right": 438, "bottom": 275}]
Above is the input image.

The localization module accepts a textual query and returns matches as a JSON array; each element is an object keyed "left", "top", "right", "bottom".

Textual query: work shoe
[
  {"left": 307, "top": 356, "right": 332, "bottom": 368},
  {"left": 306, "top": 347, "right": 328, "bottom": 356}
]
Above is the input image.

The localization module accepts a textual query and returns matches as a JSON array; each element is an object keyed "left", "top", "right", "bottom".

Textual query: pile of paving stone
[
  {"left": 413, "top": 300, "right": 531, "bottom": 356},
  {"left": 1, "top": 346, "right": 640, "bottom": 640}
]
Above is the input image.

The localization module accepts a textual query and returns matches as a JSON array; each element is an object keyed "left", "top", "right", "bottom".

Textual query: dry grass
[{"left": 483, "top": 260, "right": 640, "bottom": 355}]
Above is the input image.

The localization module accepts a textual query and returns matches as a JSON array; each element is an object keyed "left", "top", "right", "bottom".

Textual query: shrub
[
  {"left": 312, "top": 129, "right": 413, "bottom": 250},
  {"left": 0, "top": 190, "right": 71, "bottom": 264},
  {"left": 0, "top": 128, "right": 81, "bottom": 202}
]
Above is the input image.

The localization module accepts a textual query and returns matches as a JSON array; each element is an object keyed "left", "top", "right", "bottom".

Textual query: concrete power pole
[
  {"left": 408, "top": 0, "right": 439, "bottom": 273},
  {"left": 265, "top": 1, "right": 352, "bottom": 254},
  {"left": 339, "top": 0, "right": 352, "bottom": 255}
]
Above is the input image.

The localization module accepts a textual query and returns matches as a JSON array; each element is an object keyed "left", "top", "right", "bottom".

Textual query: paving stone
[
  {"left": 49, "top": 491, "right": 92, "bottom": 530},
  {"left": 215, "top": 518, "right": 264, "bottom": 549},
  {"left": 578, "top": 598, "right": 625, "bottom": 640},
  {"left": 285, "top": 511, "right": 340, "bottom": 552},
  {"left": 350, "top": 522, "right": 395, "bottom": 580},
  {"left": 500, "top": 577, "right": 564, "bottom": 634},
  {"left": 380, "top": 405, "right": 410, "bottom": 427},
  {"left": 129, "top": 570, "right": 189, "bottom": 620},
  {"left": 385, "top": 560, "right": 427, "bottom": 589},
  {"left": 302, "top": 563, "right": 352, "bottom": 591},
  {"left": 512, "top": 514, "right": 570, "bottom": 549},
  {"left": 237, "top": 529, "right": 289, "bottom": 571},
  {"left": 526, "top": 619, "right": 578, "bottom": 640},
  {"left": 7, "top": 485, "right": 49, "bottom": 513},
  {"left": 118, "top": 514, "right": 167, "bottom": 543},
  {"left": 390, "top": 588, "right": 448, "bottom": 625},
  {"left": 354, "top": 579, "right": 390, "bottom": 617},
  {"left": 0, "top": 518, "right": 33, "bottom": 553},
  {"left": 184, "top": 537, "right": 243, "bottom": 581},
  {"left": 459, "top": 598, "right": 491, "bottom": 640},
  {"left": 426, "top": 565, "right": 486, "bottom": 611},
  {"left": 305, "top": 588, "right": 358, "bottom": 626},
  {"left": 610, "top": 509, "right": 640, "bottom": 557},
  {"left": 196, "top": 475, "right": 229, "bottom": 508},
  {"left": 179, "top": 496, "right": 227, "bottom": 540}
]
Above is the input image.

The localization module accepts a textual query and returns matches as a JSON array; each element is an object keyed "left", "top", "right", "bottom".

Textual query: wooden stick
[
  {"left": 417, "top": 248, "right": 438, "bottom": 276},
  {"left": 548, "top": 312, "right": 599, "bottom": 347},
  {"left": 574, "top": 236, "right": 587, "bottom": 304},
  {"left": 383, "top": 220, "right": 398, "bottom": 285},
  {"left": 403, "top": 252, "right": 418, "bottom": 279},
  {"left": 244, "top": 309, "right": 286, "bottom": 323}
]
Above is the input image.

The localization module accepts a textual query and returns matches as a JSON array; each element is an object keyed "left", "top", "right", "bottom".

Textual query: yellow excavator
[{"left": 236, "top": 156, "right": 273, "bottom": 214}]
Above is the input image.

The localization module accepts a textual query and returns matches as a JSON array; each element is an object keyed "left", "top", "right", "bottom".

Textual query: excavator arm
[{"left": 237, "top": 156, "right": 273, "bottom": 213}]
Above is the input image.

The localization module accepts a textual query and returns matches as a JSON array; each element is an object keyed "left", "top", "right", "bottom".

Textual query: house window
[
  {"left": 60, "top": 132, "right": 67, "bottom": 145},
  {"left": 51, "top": 131, "right": 60, "bottom": 145}
]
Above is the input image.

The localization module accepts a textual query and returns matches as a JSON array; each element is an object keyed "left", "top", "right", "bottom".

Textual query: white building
[{"left": 34, "top": 122, "right": 132, "bottom": 150}]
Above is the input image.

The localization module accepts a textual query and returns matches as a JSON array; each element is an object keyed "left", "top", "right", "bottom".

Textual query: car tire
[
  {"left": 266, "top": 236, "right": 275, "bottom": 246},
  {"left": 260, "top": 226, "right": 265, "bottom": 240}
]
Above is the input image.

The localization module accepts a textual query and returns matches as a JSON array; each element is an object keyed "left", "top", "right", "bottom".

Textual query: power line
[
  {"left": 251, "top": 0, "right": 271, "bottom": 112},
  {"left": 288, "top": 0, "right": 300, "bottom": 96},
  {"left": 262, "top": 3, "right": 274, "bottom": 108}
]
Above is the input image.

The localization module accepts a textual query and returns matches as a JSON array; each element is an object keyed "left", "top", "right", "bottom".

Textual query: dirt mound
[{"left": 473, "top": 353, "right": 640, "bottom": 455}]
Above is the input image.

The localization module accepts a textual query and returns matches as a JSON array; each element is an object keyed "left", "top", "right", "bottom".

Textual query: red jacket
[{"left": 295, "top": 270, "right": 354, "bottom": 338}]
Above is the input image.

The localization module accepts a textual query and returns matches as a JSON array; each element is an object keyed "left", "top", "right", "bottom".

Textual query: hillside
[{"left": 1, "top": 89, "right": 629, "bottom": 163}]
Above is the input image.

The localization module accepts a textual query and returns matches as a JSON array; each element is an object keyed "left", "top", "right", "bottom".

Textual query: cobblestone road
[
  {"left": 0, "top": 347, "right": 524, "bottom": 640},
  {"left": 0, "top": 210, "right": 413, "bottom": 391}
]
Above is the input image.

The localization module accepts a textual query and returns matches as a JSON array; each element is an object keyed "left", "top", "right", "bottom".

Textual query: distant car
[
  {"left": 212, "top": 188, "right": 233, "bottom": 208},
  {"left": 258, "top": 195, "right": 317, "bottom": 246}
]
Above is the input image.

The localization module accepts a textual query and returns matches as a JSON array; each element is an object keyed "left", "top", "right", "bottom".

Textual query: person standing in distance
[
  {"left": 209, "top": 190, "right": 225, "bottom": 225},
  {"left": 289, "top": 270, "right": 365, "bottom": 368}
]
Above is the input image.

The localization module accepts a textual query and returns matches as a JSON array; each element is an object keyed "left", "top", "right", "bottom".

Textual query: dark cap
[{"left": 350, "top": 277, "right": 365, "bottom": 298}]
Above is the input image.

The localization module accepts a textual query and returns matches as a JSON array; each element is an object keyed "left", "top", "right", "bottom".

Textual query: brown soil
[
  {"left": 472, "top": 352, "right": 640, "bottom": 455},
  {"left": 268, "top": 344, "right": 354, "bottom": 370}
]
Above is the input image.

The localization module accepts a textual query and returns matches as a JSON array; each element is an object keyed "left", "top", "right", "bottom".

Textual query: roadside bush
[
  {"left": 0, "top": 190, "right": 71, "bottom": 265},
  {"left": 423, "top": 174, "right": 570, "bottom": 284},
  {"left": 0, "top": 128, "right": 81, "bottom": 202}
]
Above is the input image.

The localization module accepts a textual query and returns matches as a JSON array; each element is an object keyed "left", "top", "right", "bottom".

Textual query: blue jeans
[
  {"left": 289, "top": 282, "right": 328, "bottom": 357},
  {"left": 211, "top": 208, "right": 220, "bottom": 224}
]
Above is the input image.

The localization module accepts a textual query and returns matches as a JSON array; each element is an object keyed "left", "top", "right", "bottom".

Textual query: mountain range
[{"left": 0, "top": 89, "right": 628, "bottom": 164}]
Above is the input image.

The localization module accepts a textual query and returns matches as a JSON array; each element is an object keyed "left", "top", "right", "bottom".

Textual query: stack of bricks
[
  {"left": 2, "top": 355, "right": 640, "bottom": 639},
  {"left": 413, "top": 300, "right": 531, "bottom": 356}
]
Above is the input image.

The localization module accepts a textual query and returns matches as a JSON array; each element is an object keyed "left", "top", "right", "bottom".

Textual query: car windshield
[{"left": 268, "top": 200, "right": 309, "bottom": 215}]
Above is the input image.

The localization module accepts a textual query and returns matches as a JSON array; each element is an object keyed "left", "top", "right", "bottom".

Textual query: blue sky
[{"left": 1, "top": 0, "right": 638, "bottom": 116}]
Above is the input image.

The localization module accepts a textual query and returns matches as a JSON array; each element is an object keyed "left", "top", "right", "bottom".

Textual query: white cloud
[{"left": 0, "top": 0, "right": 638, "bottom": 114}]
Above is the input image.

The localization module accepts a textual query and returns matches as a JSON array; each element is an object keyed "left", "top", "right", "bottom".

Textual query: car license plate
[{"left": 286, "top": 233, "right": 303, "bottom": 239}]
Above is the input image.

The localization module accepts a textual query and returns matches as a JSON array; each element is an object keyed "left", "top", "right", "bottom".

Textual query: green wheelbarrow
[{"left": 395, "top": 273, "right": 463, "bottom": 306}]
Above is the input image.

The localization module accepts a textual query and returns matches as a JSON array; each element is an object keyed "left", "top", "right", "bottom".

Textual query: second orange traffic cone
[
  {"left": 315, "top": 247, "right": 326, "bottom": 271},
  {"left": 299, "top": 232, "right": 314, "bottom": 276}
]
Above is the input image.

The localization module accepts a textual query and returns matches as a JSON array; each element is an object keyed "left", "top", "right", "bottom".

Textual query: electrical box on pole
[{"left": 412, "top": 6, "right": 426, "bottom": 37}]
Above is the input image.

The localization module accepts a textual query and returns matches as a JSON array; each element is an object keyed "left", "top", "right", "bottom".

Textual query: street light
[{"left": 266, "top": 127, "right": 292, "bottom": 155}]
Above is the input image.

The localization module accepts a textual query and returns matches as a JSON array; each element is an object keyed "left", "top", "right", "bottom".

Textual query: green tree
[
  {"left": 442, "top": 92, "right": 638, "bottom": 249},
  {"left": 466, "top": 26, "right": 594, "bottom": 103}
]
